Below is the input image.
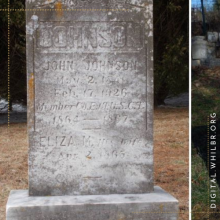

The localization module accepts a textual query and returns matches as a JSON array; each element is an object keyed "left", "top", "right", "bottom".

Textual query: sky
[
  {"left": 191, "top": 0, "right": 214, "bottom": 7},
  {"left": 191, "top": 0, "right": 200, "bottom": 6}
]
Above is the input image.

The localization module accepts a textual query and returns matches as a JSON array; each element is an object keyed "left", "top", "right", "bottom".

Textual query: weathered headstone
[
  {"left": 27, "top": 16, "right": 153, "bottom": 197},
  {"left": 192, "top": 59, "right": 201, "bottom": 67},
  {"left": 207, "top": 32, "right": 218, "bottom": 43},
  {"left": 7, "top": 1, "right": 178, "bottom": 219},
  {"left": 192, "top": 36, "right": 207, "bottom": 59}
]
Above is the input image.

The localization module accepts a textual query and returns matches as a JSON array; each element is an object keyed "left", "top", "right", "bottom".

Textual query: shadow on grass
[
  {"left": 192, "top": 70, "right": 220, "bottom": 218},
  {"left": 192, "top": 120, "right": 220, "bottom": 187},
  {"left": 192, "top": 74, "right": 220, "bottom": 187}
]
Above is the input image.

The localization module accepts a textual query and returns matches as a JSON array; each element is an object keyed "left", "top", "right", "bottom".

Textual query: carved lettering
[
  {"left": 53, "top": 26, "right": 67, "bottom": 47},
  {"left": 39, "top": 136, "right": 79, "bottom": 147},
  {"left": 36, "top": 101, "right": 146, "bottom": 111},
  {"left": 69, "top": 26, "right": 83, "bottom": 48},
  {"left": 43, "top": 61, "right": 74, "bottom": 71},
  {"left": 28, "top": 0, "right": 152, "bottom": 196},
  {"left": 84, "top": 60, "right": 138, "bottom": 71},
  {"left": 37, "top": 22, "right": 143, "bottom": 51}
]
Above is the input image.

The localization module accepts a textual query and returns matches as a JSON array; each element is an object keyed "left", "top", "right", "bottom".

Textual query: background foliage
[
  {"left": 0, "top": 0, "right": 25, "bottom": 109},
  {"left": 154, "top": 0, "right": 188, "bottom": 105}
]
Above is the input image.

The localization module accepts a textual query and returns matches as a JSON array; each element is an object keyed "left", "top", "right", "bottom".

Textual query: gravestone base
[{"left": 6, "top": 186, "right": 178, "bottom": 220}]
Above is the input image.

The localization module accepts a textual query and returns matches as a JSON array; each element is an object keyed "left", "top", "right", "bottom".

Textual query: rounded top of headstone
[{"left": 192, "top": 36, "right": 205, "bottom": 41}]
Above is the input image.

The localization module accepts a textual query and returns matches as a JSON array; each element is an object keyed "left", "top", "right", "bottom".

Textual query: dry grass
[
  {"left": 0, "top": 123, "right": 28, "bottom": 219},
  {"left": 154, "top": 108, "right": 189, "bottom": 220},
  {"left": 0, "top": 108, "right": 189, "bottom": 219}
]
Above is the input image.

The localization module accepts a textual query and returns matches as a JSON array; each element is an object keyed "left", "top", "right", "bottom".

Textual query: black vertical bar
[{"left": 201, "top": 0, "right": 207, "bottom": 35}]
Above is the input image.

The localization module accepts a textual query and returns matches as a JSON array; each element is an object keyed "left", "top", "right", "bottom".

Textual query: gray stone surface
[
  {"left": 207, "top": 32, "right": 218, "bottom": 43},
  {"left": 6, "top": 186, "right": 179, "bottom": 220},
  {"left": 6, "top": 1, "right": 179, "bottom": 219},
  {"left": 192, "top": 59, "right": 201, "bottom": 67},
  {"left": 192, "top": 36, "right": 207, "bottom": 59},
  {"left": 0, "top": 113, "right": 27, "bottom": 125},
  {"left": 26, "top": 1, "right": 154, "bottom": 196},
  {"left": 0, "top": 99, "right": 27, "bottom": 125},
  {"left": 164, "top": 93, "right": 189, "bottom": 107}
]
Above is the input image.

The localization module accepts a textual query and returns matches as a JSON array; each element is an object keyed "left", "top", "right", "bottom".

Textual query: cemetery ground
[
  {"left": 192, "top": 66, "right": 220, "bottom": 220},
  {"left": 0, "top": 108, "right": 188, "bottom": 220}
]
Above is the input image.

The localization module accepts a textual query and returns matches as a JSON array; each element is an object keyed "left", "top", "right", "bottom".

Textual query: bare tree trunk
[{"left": 201, "top": 0, "right": 206, "bottom": 35}]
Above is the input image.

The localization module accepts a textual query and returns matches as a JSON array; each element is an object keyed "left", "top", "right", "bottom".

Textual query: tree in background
[
  {"left": 10, "top": 10, "right": 26, "bottom": 109},
  {"left": 214, "top": 0, "right": 220, "bottom": 11},
  {"left": 154, "top": 0, "right": 188, "bottom": 105},
  {"left": 201, "top": 0, "right": 207, "bottom": 35},
  {"left": 0, "top": 11, "right": 8, "bottom": 108},
  {"left": 0, "top": 0, "right": 26, "bottom": 110},
  {"left": 205, "top": 0, "right": 220, "bottom": 31}
]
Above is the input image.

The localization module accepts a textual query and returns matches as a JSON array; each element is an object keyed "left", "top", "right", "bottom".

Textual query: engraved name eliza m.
[{"left": 36, "top": 22, "right": 143, "bottom": 50}]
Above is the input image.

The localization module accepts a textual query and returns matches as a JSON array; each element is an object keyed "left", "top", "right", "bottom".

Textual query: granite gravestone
[{"left": 6, "top": 0, "right": 179, "bottom": 219}]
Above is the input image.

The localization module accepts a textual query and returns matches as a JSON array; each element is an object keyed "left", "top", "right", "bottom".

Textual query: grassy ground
[
  {"left": 192, "top": 67, "right": 220, "bottom": 219},
  {"left": 154, "top": 108, "right": 189, "bottom": 220},
  {"left": 192, "top": 67, "right": 220, "bottom": 126},
  {"left": 0, "top": 108, "right": 189, "bottom": 220},
  {"left": 0, "top": 123, "right": 28, "bottom": 219},
  {"left": 191, "top": 148, "right": 220, "bottom": 219}
]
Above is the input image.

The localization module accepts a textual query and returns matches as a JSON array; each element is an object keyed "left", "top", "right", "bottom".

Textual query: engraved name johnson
[{"left": 36, "top": 21, "right": 143, "bottom": 51}]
